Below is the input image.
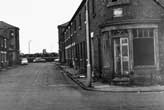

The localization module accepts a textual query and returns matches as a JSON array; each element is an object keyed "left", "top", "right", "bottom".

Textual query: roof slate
[{"left": 0, "top": 21, "right": 19, "bottom": 29}]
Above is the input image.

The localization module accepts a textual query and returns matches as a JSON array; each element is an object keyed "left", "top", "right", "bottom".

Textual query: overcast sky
[{"left": 0, "top": 0, "right": 82, "bottom": 54}]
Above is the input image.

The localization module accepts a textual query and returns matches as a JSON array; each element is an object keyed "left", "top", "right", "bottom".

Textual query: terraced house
[
  {"left": 0, "top": 21, "right": 20, "bottom": 69},
  {"left": 58, "top": 0, "right": 164, "bottom": 85}
]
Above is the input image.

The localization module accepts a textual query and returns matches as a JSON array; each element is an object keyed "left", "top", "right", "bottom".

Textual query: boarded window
[
  {"left": 133, "top": 28, "right": 155, "bottom": 66},
  {"left": 101, "top": 32, "right": 111, "bottom": 68}
]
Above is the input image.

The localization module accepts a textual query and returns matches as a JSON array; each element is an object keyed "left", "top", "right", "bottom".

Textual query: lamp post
[
  {"left": 86, "top": 0, "right": 92, "bottom": 87},
  {"left": 28, "top": 40, "right": 32, "bottom": 54}
]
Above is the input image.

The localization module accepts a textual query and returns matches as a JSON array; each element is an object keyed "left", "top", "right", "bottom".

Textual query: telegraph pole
[
  {"left": 28, "top": 40, "right": 32, "bottom": 54},
  {"left": 86, "top": 0, "right": 92, "bottom": 87}
]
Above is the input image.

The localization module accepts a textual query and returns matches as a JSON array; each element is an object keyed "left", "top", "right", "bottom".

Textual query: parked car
[
  {"left": 33, "top": 57, "right": 46, "bottom": 63},
  {"left": 54, "top": 58, "right": 59, "bottom": 62},
  {"left": 21, "top": 58, "right": 28, "bottom": 65}
]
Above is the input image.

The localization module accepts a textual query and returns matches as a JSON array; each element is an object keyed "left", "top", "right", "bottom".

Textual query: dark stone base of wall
[
  {"left": 130, "top": 76, "right": 160, "bottom": 86},
  {"left": 101, "top": 67, "right": 113, "bottom": 83},
  {"left": 100, "top": 68, "right": 163, "bottom": 86},
  {"left": 130, "top": 69, "right": 161, "bottom": 86}
]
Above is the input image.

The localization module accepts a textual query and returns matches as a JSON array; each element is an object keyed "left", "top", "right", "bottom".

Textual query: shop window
[{"left": 133, "top": 28, "right": 155, "bottom": 66}]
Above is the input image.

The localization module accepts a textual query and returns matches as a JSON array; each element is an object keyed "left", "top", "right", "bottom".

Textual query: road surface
[{"left": 0, "top": 62, "right": 163, "bottom": 110}]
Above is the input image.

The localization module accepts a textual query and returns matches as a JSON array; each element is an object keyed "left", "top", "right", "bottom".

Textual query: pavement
[{"left": 57, "top": 63, "right": 164, "bottom": 92}]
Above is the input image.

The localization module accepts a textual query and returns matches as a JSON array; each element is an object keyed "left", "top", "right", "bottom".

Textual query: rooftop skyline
[{"left": 0, "top": 0, "right": 82, "bottom": 54}]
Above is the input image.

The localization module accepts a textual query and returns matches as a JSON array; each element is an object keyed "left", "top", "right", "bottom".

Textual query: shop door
[{"left": 114, "top": 38, "right": 130, "bottom": 76}]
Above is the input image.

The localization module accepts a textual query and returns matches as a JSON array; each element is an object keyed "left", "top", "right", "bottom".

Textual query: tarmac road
[{"left": 0, "top": 62, "right": 164, "bottom": 110}]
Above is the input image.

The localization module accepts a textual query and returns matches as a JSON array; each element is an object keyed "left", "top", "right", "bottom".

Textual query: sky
[{"left": 0, "top": 0, "right": 82, "bottom": 54}]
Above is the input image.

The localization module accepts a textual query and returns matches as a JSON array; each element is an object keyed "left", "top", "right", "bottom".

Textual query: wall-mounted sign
[
  {"left": 91, "top": 32, "right": 94, "bottom": 38},
  {"left": 113, "top": 8, "right": 123, "bottom": 17}
]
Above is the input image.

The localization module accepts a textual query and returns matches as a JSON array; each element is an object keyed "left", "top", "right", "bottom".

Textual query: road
[{"left": 0, "top": 62, "right": 164, "bottom": 110}]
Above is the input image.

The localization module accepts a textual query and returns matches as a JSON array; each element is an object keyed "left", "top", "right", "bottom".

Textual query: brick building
[
  {"left": 0, "top": 21, "right": 20, "bottom": 69},
  {"left": 58, "top": 22, "right": 69, "bottom": 63},
  {"left": 58, "top": 0, "right": 164, "bottom": 85}
]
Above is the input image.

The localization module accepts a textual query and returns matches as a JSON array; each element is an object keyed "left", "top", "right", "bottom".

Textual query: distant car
[
  {"left": 33, "top": 57, "right": 46, "bottom": 63},
  {"left": 54, "top": 58, "right": 59, "bottom": 62},
  {"left": 21, "top": 58, "right": 28, "bottom": 65}
]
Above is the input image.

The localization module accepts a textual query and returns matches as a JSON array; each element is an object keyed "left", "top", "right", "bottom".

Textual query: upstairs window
[
  {"left": 112, "top": 0, "right": 118, "bottom": 2},
  {"left": 107, "top": 0, "right": 130, "bottom": 7},
  {"left": 74, "top": 20, "right": 76, "bottom": 32},
  {"left": 92, "top": 0, "right": 96, "bottom": 17},
  {"left": 4, "top": 39, "right": 7, "bottom": 48},
  {"left": 79, "top": 14, "right": 82, "bottom": 29},
  {"left": 1, "top": 38, "right": 4, "bottom": 48}
]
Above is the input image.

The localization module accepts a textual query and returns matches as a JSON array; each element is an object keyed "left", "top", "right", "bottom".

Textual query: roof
[
  {"left": 58, "top": 22, "right": 69, "bottom": 28},
  {"left": 0, "top": 21, "right": 19, "bottom": 29},
  {"left": 63, "top": 0, "right": 86, "bottom": 31}
]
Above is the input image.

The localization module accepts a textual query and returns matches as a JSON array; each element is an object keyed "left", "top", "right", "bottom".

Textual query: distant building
[
  {"left": 58, "top": 22, "right": 69, "bottom": 63},
  {"left": 43, "top": 49, "right": 47, "bottom": 54},
  {"left": 0, "top": 21, "right": 20, "bottom": 68},
  {"left": 58, "top": 0, "right": 164, "bottom": 85}
]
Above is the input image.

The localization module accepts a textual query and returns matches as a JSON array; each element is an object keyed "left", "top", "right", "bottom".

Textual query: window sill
[{"left": 134, "top": 65, "right": 157, "bottom": 69}]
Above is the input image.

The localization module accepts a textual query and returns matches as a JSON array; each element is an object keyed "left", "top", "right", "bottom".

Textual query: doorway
[{"left": 113, "top": 37, "right": 130, "bottom": 77}]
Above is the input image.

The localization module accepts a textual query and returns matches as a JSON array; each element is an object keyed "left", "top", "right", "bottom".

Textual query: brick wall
[{"left": 59, "top": 0, "right": 164, "bottom": 85}]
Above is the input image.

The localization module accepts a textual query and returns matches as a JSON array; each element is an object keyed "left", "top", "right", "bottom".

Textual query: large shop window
[{"left": 133, "top": 28, "right": 155, "bottom": 66}]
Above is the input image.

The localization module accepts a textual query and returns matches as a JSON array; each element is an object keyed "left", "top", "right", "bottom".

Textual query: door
[{"left": 114, "top": 38, "right": 130, "bottom": 76}]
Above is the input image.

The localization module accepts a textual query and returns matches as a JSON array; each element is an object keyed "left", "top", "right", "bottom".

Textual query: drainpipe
[{"left": 86, "top": 0, "right": 92, "bottom": 87}]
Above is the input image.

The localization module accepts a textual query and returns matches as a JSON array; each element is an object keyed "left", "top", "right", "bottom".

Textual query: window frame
[
  {"left": 79, "top": 13, "right": 82, "bottom": 29},
  {"left": 132, "top": 28, "right": 156, "bottom": 68},
  {"left": 92, "top": 0, "right": 96, "bottom": 18},
  {"left": 107, "top": 0, "right": 130, "bottom": 7}
]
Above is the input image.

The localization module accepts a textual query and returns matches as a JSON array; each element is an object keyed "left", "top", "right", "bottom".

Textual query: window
[
  {"left": 4, "top": 39, "right": 7, "bottom": 48},
  {"left": 79, "top": 14, "right": 82, "bottom": 29},
  {"left": 92, "top": 0, "right": 96, "bottom": 17},
  {"left": 112, "top": 0, "right": 118, "bottom": 2},
  {"left": 80, "top": 42, "right": 83, "bottom": 59},
  {"left": 0, "top": 38, "right": 3, "bottom": 48},
  {"left": 84, "top": 6, "right": 86, "bottom": 22},
  {"left": 133, "top": 28, "right": 155, "bottom": 66},
  {"left": 74, "top": 20, "right": 76, "bottom": 32},
  {"left": 70, "top": 23, "right": 73, "bottom": 36},
  {"left": 107, "top": 0, "right": 130, "bottom": 7},
  {"left": 4, "top": 52, "right": 7, "bottom": 62}
]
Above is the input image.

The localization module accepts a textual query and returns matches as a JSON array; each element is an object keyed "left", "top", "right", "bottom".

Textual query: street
[{"left": 0, "top": 62, "right": 163, "bottom": 110}]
